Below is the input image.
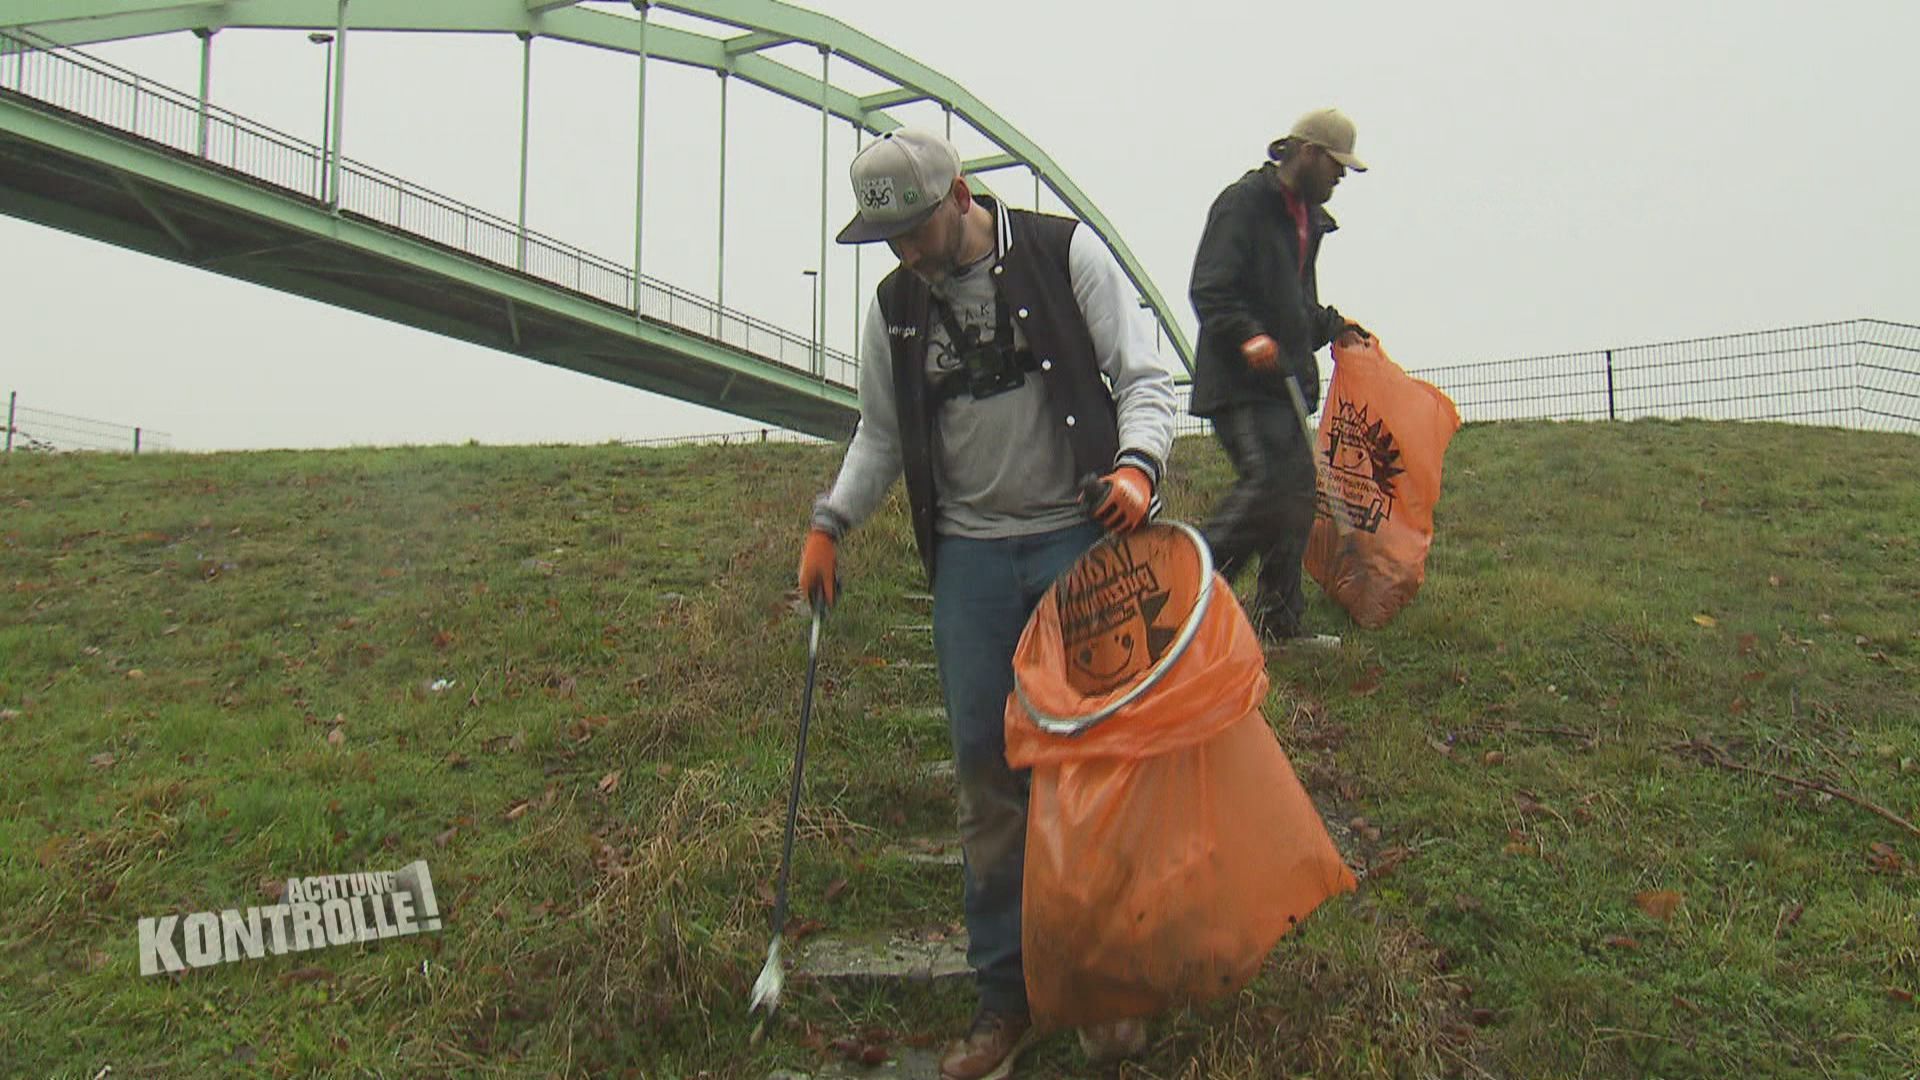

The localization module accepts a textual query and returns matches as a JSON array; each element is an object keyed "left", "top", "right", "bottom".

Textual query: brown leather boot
[{"left": 938, "top": 1009, "right": 1035, "bottom": 1080}]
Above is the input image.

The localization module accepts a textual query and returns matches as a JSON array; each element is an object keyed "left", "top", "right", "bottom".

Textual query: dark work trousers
[
  {"left": 1201, "top": 399, "right": 1319, "bottom": 638},
  {"left": 931, "top": 520, "right": 1104, "bottom": 1018}
]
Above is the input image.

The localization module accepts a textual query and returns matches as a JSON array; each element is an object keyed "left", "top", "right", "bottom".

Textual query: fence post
[
  {"left": 5, "top": 391, "right": 15, "bottom": 454},
  {"left": 1604, "top": 349, "right": 1617, "bottom": 421},
  {"left": 134, "top": 427, "right": 142, "bottom": 454}
]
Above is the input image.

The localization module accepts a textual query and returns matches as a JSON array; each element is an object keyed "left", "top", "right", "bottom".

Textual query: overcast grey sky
[{"left": 4, "top": 1, "right": 1916, "bottom": 450}]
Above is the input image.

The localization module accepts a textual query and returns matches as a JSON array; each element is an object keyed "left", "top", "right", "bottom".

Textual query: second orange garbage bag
[
  {"left": 1003, "top": 522, "right": 1356, "bottom": 1031},
  {"left": 1305, "top": 335, "right": 1462, "bottom": 629}
]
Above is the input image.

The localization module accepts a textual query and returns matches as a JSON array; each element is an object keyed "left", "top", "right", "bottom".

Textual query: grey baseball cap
[{"left": 835, "top": 129, "right": 961, "bottom": 244}]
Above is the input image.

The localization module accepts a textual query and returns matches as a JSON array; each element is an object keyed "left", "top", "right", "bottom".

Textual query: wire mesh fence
[
  {"left": 2, "top": 393, "right": 169, "bottom": 454},
  {"left": 0, "top": 28, "right": 859, "bottom": 391},
  {"left": 1172, "top": 319, "right": 1919, "bottom": 439},
  {"left": 621, "top": 428, "right": 823, "bottom": 449}
]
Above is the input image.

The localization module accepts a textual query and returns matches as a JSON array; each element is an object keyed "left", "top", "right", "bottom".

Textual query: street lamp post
[
  {"left": 802, "top": 269, "right": 820, "bottom": 378},
  {"left": 308, "top": 32, "right": 335, "bottom": 203}
]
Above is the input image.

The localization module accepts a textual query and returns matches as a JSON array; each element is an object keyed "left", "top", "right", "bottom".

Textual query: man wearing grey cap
[
  {"left": 1188, "top": 107, "right": 1372, "bottom": 645},
  {"left": 797, "top": 128, "right": 1176, "bottom": 1078}
]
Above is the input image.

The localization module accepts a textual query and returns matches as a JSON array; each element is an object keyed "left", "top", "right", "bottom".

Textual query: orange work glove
[
  {"left": 1078, "top": 466, "right": 1154, "bottom": 533},
  {"left": 797, "top": 529, "right": 837, "bottom": 608},
  {"left": 1336, "top": 321, "right": 1372, "bottom": 349},
  {"left": 1241, "top": 333, "right": 1279, "bottom": 371}
]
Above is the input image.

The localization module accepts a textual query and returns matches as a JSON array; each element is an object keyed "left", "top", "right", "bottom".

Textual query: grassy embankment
[{"left": 2, "top": 419, "right": 1916, "bottom": 1077}]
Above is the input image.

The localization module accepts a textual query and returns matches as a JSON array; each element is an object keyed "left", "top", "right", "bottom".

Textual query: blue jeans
[{"left": 932, "top": 521, "right": 1103, "bottom": 1018}]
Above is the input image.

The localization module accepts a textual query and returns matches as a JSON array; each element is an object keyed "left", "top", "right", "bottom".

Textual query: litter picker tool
[
  {"left": 1285, "top": 374, "right": 1346, "bottom": 649},
  {"left": 748, "top": 594, "right": 826, "bottom": 1041}
]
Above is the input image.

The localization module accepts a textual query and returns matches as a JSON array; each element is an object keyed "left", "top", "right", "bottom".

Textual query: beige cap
[
  {"left": 836, "top": 128, "right": 962, "bottom": 244},
  {"left": 1269, "top": 107, "right": 1368, "bottom": 171}
]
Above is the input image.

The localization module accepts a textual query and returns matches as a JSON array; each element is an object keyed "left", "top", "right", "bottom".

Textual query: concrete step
[
  {"left": 882, "top": 838, "right": 963, "bottom": 868},
  {"left": 768, "top": 1047, "right": 944, "bottom": 1080},
  {"left": 795, "top": 928, "right": 971, "bottom": 984}
]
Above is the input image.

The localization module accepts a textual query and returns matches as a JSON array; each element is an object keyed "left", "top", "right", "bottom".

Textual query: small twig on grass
[
  {"left": 1513, "top": 726, "right": 1596, "bottom": 742},
  {"left": 1671, "top": 739, "right": 1920, "bottom": 840}
]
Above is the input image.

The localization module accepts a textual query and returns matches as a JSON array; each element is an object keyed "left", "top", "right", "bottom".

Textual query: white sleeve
[
  {"left": 811, "top": 297, "right": 905, "bottom": 537},
  {"left": 1067, "top": 224, "right": 1177, "bottom": 479}
]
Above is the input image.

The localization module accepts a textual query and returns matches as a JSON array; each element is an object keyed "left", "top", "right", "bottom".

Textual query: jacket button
[
  {"left": 1065, "top": 415, "right": 1077, "bottom": 427},
  {"left": 992, "top": 266, "right": 1004, "bottom": 276},
  {"left": 1040, "top": 359, "right": 1053, "bottom": 372},
  {"left": 1017, "top": 307, "right": 1029, "bottom": 319}
]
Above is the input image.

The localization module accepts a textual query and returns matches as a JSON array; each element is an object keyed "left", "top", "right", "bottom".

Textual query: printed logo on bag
[
  {"left": 1055, "top": 527, "right": 1203, "bottom": 696},
  {"left": 1320, "top": 399, "right": 1405, "bottom": 533}
]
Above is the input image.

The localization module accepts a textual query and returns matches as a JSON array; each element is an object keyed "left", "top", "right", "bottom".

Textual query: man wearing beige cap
[
  {"left": 796, "top": 128, "right": 1176, "bottom": 1079},
  {"left": 1189, "top": 107, "right": 1371, "bottom": 646}
]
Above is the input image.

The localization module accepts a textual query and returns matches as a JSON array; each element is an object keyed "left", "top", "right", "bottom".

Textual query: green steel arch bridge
[{"left": 0, "top": 1, "right": 1193, "bottom": 439}]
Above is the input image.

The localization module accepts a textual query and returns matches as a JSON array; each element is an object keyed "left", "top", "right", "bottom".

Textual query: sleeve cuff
[
  {"left": 1115, "top": 448, "right": 1162, "bottom": 491},
  {"left": 809, "top": 498, "right": 852, "bottom": 542}
]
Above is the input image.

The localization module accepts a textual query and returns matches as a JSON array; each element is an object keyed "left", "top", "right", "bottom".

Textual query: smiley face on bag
[{"left": 1055, "top": 528, "right": 1204, "bottom": 697}]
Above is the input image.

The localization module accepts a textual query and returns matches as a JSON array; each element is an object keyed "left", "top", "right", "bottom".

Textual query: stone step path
[
  {"left": 768, "top": 1046, "right": 945, "bottom": 1080},
  {"left": 794, "top": 928, "right": 971, "bottom": 984}
]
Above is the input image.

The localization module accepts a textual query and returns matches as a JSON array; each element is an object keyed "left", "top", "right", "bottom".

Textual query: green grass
[{"left": 1, "top": 420, "right": 1916, "bottom": 1078}]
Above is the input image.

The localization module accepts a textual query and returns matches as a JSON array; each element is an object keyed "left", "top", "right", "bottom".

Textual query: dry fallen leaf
[
  {"left": 326, "top": 727, "right": 345, "bottom": 747},
  {"left": 1601, "top": 934, "right": 1639, "bottom": 950},
  {"left": 1426, "top": 736, "right": 1455, "bottom": 758},
  {"left": 1691, "top": 614, "right": 1718, "bottom": 628},
  {"left": 1635, "top": 889, "right": 1684, "bottom": 922},
  {"left": 597, "top": 771, "right": 622, "bottom": 795},
  {"left": 1369, "top": 846, "right": 1412, "bottom": 878},
  {"left": 433, "top": 827, "right": 459, "bottom": 849},
  {"left": 445, "top": 752, "right": 469, "bottom": 770},
  {"left": 260, "top": 878, "right": 286, "bottom": 902},
  {"left": 125, "top": 669, "right": 145, "bottom": 680},
  {"left": 504, "top": 800, "right": 531, "bottom": 821},
  {"left": 824, "top": 877, "right": 850, "bottom": 903},
  {"left": 1736, "top": 633, "right": 1758, "bottom": 655},
  {"left": 1483, "top": 750, "right": 1506, "bottom": 766},
  {"left": 278, "top": 966, "right": 335, "bottom": 985},
  {"left": 1350, "top": 665, "right": 1385, "bottom": 697},
  {"left": 88, "top": 752, "right": 116, "bottom": 769}
]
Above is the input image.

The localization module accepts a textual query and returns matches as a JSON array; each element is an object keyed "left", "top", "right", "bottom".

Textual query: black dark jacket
[
  {"left": 876, "top": 197, "right": 1125, "bottom": 582},
  {"left": 1187, "top": 164, "right": 1345, "bottom": 418}
]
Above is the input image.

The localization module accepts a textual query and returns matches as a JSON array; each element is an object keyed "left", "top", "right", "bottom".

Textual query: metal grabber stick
[
  {"left": 1285, "top": 373, "right": 1352, "bottom": 543},
  {"left": 748, "top": 594, "right": 826, "bottom": 1039}
]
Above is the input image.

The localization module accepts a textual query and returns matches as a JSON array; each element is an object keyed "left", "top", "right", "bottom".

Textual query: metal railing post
[
  {"left": 329, "top": 0, "right": 348, "bottom": 212},
  {"left": 133, "top": 427, "right": 142, "bottom": 454},
  {"left": 852, "top": 122, "right": 863, "bottom": 364},
  {"left": 193, "top": 28, "right": 213, "bottom": 157},
  {"left": 516, "top": 31, "right": 532, "bottom": 272},
  {"left": 817, "top": 45, "right": 829, "bottom": 378},
  {"left": 1604, "top": 348, "right": 1617, "bottom": 420},
  {"left": 5, "top": 392, "right": 15, "bottom": 454},
  {"left": 716, "top": 68, "right": 729, "bottom": 331},
  {"left": 632, "top": 1, "right": 648, "bottom": 318}
]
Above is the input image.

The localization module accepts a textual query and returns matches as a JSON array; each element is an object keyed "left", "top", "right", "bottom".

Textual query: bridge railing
[{"left": 0, "top": 29, "right": 858, "bottom": 390}]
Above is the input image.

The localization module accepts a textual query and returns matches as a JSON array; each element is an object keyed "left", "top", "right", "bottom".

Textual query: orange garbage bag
[
  {"left": 1306, "top": 335, "right": 1462, "bottom": 629},
  {"left": 1004, "top": 523, "right": 1356, "bottom": 1031}
]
